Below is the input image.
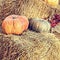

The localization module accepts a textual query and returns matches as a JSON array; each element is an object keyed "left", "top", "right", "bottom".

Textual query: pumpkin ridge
[{"left": 12, "top": 20, "right": 14, "bottom": 34}]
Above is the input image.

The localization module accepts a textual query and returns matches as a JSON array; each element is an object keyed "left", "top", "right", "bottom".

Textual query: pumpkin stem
[{"left": 12, "top": 17, "right": 16, "bottom": 19}]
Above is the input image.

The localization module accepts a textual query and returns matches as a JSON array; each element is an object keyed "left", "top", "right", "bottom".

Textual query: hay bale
[
  {"left": 0, "top": 30, "right": 60, "bottom": 60},
  {"left": 0, "top": 0, "right": 59, "bottom": 20}
]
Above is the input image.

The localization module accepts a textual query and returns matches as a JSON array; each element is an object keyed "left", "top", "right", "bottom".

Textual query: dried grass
[
  {"left": 0, "top": 0, "right": 60, "bottom": 60},
  {"left": 0, "top": 30, "right": 60, "bottom": 60},
  {"left": 0, "top": 0, "right": 60, "bottom": 20}
]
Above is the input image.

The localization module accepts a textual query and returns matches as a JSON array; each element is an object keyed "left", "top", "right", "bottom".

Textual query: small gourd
[{"left": 29, "top": 18, "right": 51, "bottom": 33}]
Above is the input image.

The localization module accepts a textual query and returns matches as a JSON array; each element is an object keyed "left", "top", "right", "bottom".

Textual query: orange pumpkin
[
  {"left": 2, "top": 15, "right": 29, "bottom": 34},
  {"left": 19, "top": 16, "right": 29, "bottom": 31}
]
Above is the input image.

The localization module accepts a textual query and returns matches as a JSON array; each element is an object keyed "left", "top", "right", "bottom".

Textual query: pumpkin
[
  {"left": 2, "top": 15, "right": 29, "bottom": 34},
  {"left": 19, "top": 16, "right": 29, "bottom": 31},
  {"left": 44, "top": 0, "right": 59, "bottom": 7},
  {"left": 29, "top": 18, "right": 51, "bottom": 33}
]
